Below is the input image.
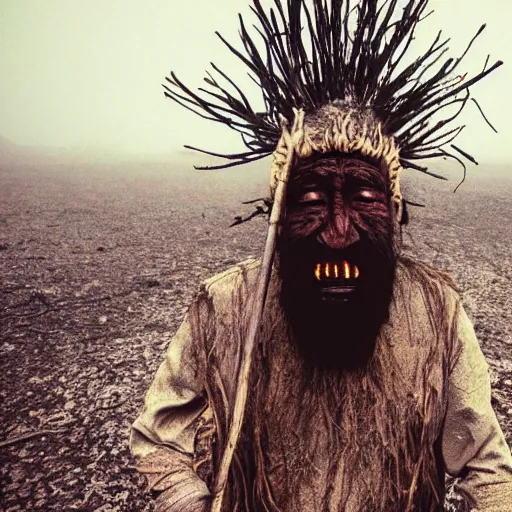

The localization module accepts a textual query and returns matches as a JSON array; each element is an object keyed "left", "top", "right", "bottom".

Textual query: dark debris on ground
[{"left": 1, "top": 162, "right": 511, "bottom": 511}]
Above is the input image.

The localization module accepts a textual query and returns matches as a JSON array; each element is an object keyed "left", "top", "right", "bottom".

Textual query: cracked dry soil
[{"left": 0, "top": 158, "right": 511, "bottom": 511}]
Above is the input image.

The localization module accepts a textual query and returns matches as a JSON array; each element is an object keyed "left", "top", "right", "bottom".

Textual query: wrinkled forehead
[{"left": 290, "top": 153, "right": 389, "bottom": 188}]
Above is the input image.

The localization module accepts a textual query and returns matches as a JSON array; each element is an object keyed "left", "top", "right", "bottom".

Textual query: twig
[
  {"left": 0, "top": 429, "right": 66, "bottom": 449},
  {"left": 1, "top": 308, "right": 52, "bottom": 321},
  {"left": 28, "top": 327, "right": 60, "bottom": 335}
]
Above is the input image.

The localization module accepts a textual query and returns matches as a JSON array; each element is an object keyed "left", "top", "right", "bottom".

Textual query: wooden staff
[{"left": 211, "top": 126, "right": 295, "bottom": 512}]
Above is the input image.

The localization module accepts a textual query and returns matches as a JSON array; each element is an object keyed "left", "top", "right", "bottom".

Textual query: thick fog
[{"left": 0, "top": 0, "right": 510, "bottom": 163}]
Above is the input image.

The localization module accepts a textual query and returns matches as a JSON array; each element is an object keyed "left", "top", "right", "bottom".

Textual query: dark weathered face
[{"left": 278, "top": 154, "right": 396, "bottom": 370}]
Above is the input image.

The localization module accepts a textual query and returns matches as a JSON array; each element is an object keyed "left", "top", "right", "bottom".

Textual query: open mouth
[{"left": 314, "top": 261, "right": 360, "bottom": 298}]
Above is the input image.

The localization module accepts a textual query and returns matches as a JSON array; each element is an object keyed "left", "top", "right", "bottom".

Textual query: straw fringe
[{"left": 270, "top": 106, "right": 404, "bottom": 222}]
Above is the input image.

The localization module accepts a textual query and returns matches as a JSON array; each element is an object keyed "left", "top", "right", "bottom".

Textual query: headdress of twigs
[{"left": 163, "top": 0, "right": 502, "bottom": 210}]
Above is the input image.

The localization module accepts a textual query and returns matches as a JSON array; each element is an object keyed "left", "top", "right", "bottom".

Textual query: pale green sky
[{"left": 0, "top": 0, "right": 510, "bottom": 162}]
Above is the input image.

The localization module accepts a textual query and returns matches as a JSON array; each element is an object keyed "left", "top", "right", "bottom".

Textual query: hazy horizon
[{"left": 1, "top": 0, "right": 511, "bottom": 164}]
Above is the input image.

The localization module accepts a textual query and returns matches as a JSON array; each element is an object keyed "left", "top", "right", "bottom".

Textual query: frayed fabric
[{"left": 196, "top": 257, "right": 461, "bottom": 511}]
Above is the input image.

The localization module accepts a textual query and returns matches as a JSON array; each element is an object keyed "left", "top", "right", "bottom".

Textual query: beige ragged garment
[{"left": 131, "top": 258, "right": 512, "bottom": 511}]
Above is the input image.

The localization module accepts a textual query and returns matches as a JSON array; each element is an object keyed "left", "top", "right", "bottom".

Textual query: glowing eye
[
  {"left": 355, "top": 190, "right": 378, "bottom": 202},
  {"left": 299, "top": 190, "right": 325, "bottom": 204}
]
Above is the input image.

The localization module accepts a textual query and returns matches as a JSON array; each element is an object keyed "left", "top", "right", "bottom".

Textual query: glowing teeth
[{"left": 314, "top": 261, "right": 360, "bottom": 281}]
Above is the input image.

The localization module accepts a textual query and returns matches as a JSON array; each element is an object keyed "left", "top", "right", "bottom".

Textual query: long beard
[
  {"left": 278, "top": 234, "right": 396, "bottom": 371},
  {"left": 240, "top": 255, "right": 449, "bottom": 512}
]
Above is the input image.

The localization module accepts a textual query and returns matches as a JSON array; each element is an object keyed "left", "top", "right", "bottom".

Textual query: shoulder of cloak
[
  {"left": 390, "top": 255, "right": 463, "bottom": 372},
  {"left": 396, "top": 255, "right": 460, "bottom": 299},
  {"left": 189, "top": 258, "right": 263, "bottom": 351},
  {"left": 202, "top": 258, "right": 261, "bottom": 290},
  {"left": 195, "top": 258, "right": 262, "bottom": 309}
]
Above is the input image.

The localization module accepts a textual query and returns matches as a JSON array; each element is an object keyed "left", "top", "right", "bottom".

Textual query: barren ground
[{"left": 1, "top": 156, "right": 511, "bottom": 511}]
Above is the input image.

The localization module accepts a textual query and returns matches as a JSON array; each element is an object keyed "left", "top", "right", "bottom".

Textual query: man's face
[{"left": 278, "top": 154, "right": 396, "bottom": 370}]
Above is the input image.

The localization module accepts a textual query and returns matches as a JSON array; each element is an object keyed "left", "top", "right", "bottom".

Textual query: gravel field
[{"left": 1, "top": 155, "right": 511, "bottom": 511}]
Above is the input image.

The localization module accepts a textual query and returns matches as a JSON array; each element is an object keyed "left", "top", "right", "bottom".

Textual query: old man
[{"left": 130, "top": 1, "right": 512, "bottom": 510}]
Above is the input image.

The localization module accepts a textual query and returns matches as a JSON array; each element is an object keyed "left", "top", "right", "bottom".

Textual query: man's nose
[{"left": 318, "top": 211, "right": 360, "bottom": 250}]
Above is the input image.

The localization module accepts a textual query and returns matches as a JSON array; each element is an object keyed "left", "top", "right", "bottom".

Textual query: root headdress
[
  {"left": 162, "top": 1, "right": 502, "bottom": 509},
  {"left": 164, "top": 0, "right": 502, "bottom": 223}
]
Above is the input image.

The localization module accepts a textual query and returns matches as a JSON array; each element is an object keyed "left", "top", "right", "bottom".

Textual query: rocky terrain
[{"left": 1, "top": 156, "right": 511, "bottom": 511}]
